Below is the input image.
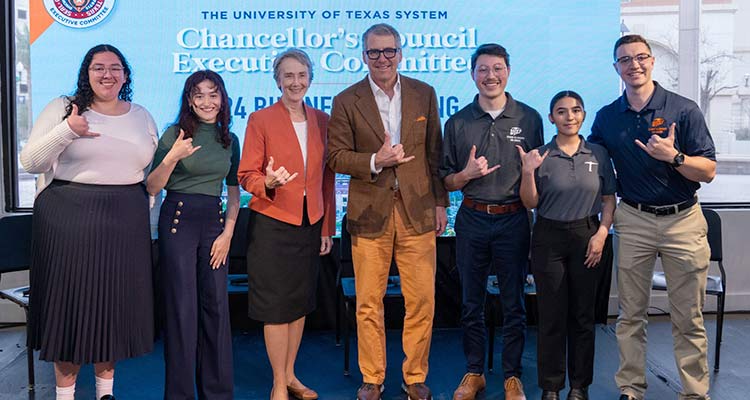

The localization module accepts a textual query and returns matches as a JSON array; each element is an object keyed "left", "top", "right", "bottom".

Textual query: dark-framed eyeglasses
[
  {"left": 89, "top": 65, "right": 125, "bottom": 75},
  {"left": 364, "top": 47, "right": 400, "bottom": 60},
  {"left": 615, "top": 53, "right": 652, "bottom": 66}
]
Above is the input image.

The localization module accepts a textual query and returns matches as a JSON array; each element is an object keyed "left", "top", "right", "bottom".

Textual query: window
[{"left": 622, "top": 0, "right": 750, "bottom": 205}]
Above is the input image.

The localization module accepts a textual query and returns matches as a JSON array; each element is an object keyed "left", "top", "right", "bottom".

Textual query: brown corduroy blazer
[{"left": 327, "top": 75, "right": 449, "bottom": 238}]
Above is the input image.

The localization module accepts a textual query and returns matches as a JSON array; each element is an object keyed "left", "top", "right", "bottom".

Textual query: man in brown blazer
[{"left": 327, "top": 23, "right": 449, "bottom": 400}]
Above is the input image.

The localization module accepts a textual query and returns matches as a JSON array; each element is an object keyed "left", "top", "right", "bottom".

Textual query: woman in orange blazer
[{"left": 237, "top": 48, "right": 335, "bottom": 400}]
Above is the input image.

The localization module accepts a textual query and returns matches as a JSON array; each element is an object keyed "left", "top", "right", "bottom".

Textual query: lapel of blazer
[
  {"left": 399, "top": 76, "right": 421, "bottom": 146},
  {"left": 353, "top": 77, "right": 386, "bottom": 144},
  {"left": 304, "top": 106, "right": 322, "bottom": 180}
]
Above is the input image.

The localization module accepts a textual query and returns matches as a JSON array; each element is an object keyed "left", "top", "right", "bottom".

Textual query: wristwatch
[{"left": 671, "top": 152, "right": 685, "bottom": 168}]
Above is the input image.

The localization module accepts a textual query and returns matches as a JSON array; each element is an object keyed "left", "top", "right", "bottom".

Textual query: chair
[
  {"left": 486, "top": 275, "right": 537, "bottom": 372},
  {"left": 336, "top": 214, "right": 402, "bottom": 376},
  {"left": 651, "top": 208, "right": 726, "bottom": 371},
  {"left": 0, "top": 214, "right": 35, "bottom": 390},
  {"left": 225, "top": 207, "right": 251, "bottom": 294}
]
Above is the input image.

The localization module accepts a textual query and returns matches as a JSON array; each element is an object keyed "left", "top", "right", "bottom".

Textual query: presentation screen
[{"left": 20, "top": 0, "right": 620, "bottom": 235}]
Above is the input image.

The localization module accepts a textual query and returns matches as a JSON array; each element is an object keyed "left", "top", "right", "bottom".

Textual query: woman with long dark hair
[
  {"left": 21, "top": 44, "right": 157, "bottom": 400},
  {"left": 518, "top": 91, "right": 616, "bottom": 400},
  {"left": 146, "top": 69, "right": 240, "bottom": 400}
]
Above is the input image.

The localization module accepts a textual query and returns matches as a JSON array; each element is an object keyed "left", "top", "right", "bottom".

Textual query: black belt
[{"left": 621, "top": 197, "right": 697, "bottom": 216}]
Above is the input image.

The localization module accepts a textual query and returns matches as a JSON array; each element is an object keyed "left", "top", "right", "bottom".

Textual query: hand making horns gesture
[
  {"left": 264, "top": 156, "right": 299, "bottom": 189},
  {"left": 462, "top": 145, "right": 500, "bottom": 179}
]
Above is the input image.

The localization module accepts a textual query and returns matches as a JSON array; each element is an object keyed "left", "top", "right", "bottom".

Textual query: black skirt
[
  {"left": 28, "top": 180, "right": 154, "bottom": 364},
  {"left": 246, "top": 208, "right": 322, "bottom": 323}
]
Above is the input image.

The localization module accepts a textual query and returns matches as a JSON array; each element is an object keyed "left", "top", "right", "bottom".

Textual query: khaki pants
[
  {"left": 351, "top": 197, "right": 436, "bottom": 385},
  {"left": 614, "top": 202, "right": 710, "bottom": 400}
]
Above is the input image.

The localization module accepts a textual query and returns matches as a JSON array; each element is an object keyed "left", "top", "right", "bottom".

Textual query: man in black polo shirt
[
  {"left": 439, "top": 43, "right": 543, "bottom": 400},
  {"left": 588, "top": 34, "right": 716, "bottom": 400}
]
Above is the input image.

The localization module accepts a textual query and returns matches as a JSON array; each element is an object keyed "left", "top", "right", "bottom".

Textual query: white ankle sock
[
  {"left": 95, "top": 376, "right": 114, "bottom": 399},
  {"left": 55, "top": 383, "right": 75, "bottom": 400}
]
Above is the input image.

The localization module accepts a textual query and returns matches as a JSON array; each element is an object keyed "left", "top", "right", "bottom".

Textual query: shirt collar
[
  {"left": 547, "top": 135, "right": 592, "bottom": 157},
  {"left": 470, "top": 92, "right": 520, "bottom": 120},
  {"left": 618, "top": 81, "right": 667, "bottom": 113},
  {"left": 367, "top": 74, "right": 401, "bottom": 97}
]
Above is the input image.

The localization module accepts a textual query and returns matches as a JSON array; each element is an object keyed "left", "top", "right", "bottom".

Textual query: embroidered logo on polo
[
  {"left": 44, "top": 0, "right": 116, "bottom": 28},
  {"left": 507, "top": 126, "right": 523, "bottom": 142},
  {"left": 648, "top": 117, "right": 668, "bottom": 135},
  {"left": 584, "top": 161, "right": 598, "bottom": 172}
]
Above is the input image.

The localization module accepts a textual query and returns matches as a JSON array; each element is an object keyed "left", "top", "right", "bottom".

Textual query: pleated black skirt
[
  {"left": 246, "top": 208, "right": 322, "bottom": 323},
  {"left": 28, "top": 180, "right": 154, "bottom": 364}
]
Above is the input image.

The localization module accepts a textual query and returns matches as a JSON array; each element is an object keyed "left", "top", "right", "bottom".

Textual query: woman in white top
[{"left": 20, "top": 44, "right": 157, "bottom": 400}]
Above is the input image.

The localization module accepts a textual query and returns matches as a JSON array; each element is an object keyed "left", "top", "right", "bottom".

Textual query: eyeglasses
[
  {"left": 364, "top": 48, "right": 400, "bottom": 60},
  {"left": 615, "top": 53, "right": 652, "bottom": 66},
  {"left": 89, "top": 65, "right": 124, "bottom": 75},
  {"left": 475, "top": 64, "right": 507, "bottom": 76}
]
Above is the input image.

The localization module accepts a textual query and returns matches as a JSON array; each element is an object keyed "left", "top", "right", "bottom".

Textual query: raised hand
[
  {"left": 516, "top": 145, "right": 549, "bottom": 174},
  {"left": 462, "top": 145, "right": 500, "bottom": 180},
  {"left": 166, "top": 129, "right": 201, "bottom": 162},
  {"left": 264, "top": 156, "right": 299, "bottom": 189},
  {"left": 635, "top": 122, "right": 679, "bottom": 162},
  {"left": 374, "top": 132, "right": 415, "bottom": 169},
  {"left": 67, "top": 104, "right": 100, "bottom": 137}
]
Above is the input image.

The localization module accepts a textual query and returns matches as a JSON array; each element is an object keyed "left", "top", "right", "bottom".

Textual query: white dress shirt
[{"left": 368, "top": 74, "right": 402, "bottom": 174}]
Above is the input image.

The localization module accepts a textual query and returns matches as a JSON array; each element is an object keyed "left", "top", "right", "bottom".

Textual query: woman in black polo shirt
[{"left": 518, "top": 91, "right": 616, "bottom": 400}]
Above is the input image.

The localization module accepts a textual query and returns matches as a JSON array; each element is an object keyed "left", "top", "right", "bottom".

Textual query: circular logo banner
[{"left": 44, "top": 0, "right": 116, "bottom": 28}]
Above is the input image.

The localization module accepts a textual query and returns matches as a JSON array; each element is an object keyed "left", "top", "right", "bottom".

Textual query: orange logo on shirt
[{"left": 649, "top": 118, "right": 667, "bottom": 134}]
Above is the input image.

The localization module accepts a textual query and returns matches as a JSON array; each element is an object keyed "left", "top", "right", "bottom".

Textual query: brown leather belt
[{"left": 462, "top": 198, "right": 523, "bottom": 215}]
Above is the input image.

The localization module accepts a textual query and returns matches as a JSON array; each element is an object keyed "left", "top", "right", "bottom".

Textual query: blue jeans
[{"left": 455, "top": 205, "right": 529, "bottom": 378}]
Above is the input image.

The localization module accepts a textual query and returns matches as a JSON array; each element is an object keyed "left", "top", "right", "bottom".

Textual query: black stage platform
[{"left": 0, "top": 315, "right": 747, "bottom": 399}]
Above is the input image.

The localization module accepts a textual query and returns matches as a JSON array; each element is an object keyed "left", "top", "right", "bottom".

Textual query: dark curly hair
[
  {"left": 64, "top": 44, "right": 133, "bottom": 119},
  {"left": 175, "top": 70, "right": 232, "bottom": 148}
]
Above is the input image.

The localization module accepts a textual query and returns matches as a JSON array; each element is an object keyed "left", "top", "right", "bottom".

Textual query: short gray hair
[
  {"left": 273, "top": 48, "right": 314, "bottom": 84},
  {"left": 361, "top": 23, "right": 401, "bottom": 50}
]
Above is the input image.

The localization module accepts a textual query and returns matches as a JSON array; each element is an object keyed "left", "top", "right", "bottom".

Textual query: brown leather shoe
[
  {"left": 452, "top": 373, "right": 486, "bottom": 400},
  {"left": 357, "top": 383, "right": 384, "bottom": 400},
  {"left": 287, "top": 384, "right": 318, "bottom": 400},
  {"left": 401, "top": 382, "right": 432, "bottom": 400},
  {"left": 504, "top": 376, "right": 526, "bottom": 400}
]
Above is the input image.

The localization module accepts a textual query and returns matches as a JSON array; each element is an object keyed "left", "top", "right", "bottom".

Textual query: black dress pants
[{"left": 531, "top": 215, "right": 599, "bottom": 391}]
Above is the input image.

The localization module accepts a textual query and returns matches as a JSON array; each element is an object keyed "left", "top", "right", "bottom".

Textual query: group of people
[
  {"left": 21, "top": 44, "right": 333, "bottom": 400},
  {"left": 19, "top": 21, "right": 716, "bottom": 400}
]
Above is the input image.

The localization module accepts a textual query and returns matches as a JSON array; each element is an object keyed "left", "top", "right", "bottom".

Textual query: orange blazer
[{"left": 238, "top": 101, "right": 336, "bottom": 236}]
